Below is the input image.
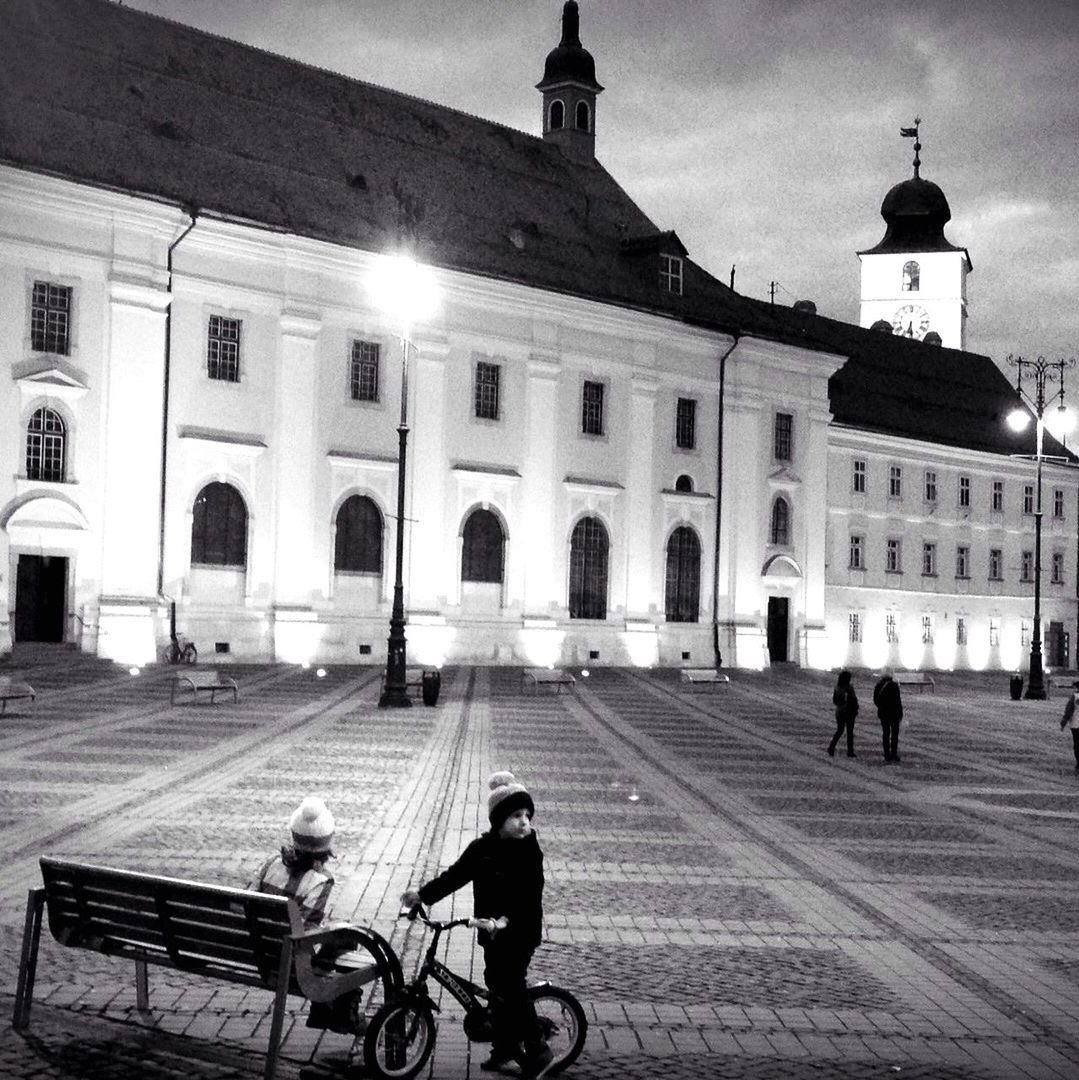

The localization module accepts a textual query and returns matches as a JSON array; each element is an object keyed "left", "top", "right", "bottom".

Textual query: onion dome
[
  {"left": 860, "top": 174, "right": 964, "bottom": 255},
  {"left": 537, "top": 2, "right": 603, "bottom": 91}
]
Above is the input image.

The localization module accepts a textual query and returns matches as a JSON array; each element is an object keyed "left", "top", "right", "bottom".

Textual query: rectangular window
[
  {"left": 31, "top": 280, "right": 72, "bottom": 355},
  {"left": 889, "top": 464, "right": 902, "bottom": 498},
  {"left": 849, "top": 534, "right": 864, "bottom": 570},
  {"left": 959, "top": 475, "right": 971, "bottom": 508},
  {"left": 207, "top": 315, "right": 241, "bottom": 382},
  {"left": 1023, "top": 484, "right": 1034, "bottom": 514},
  {"left": 991, "top": 480, "right": 1004, "bottom": 512},
  {"left": 1052, "top": 552, "right": 1064, "bottom": 584},
  {"left": 1021, "top": 550, "right": 1034, "bottom": 582},
  {"left": 1021, "top": 619, "right": 1031, "bottom": 648},
  {"left": 956, "top": 545, "right": 970, "bottom": 579},
  {"left": 853, "top": 458, "right": 866, "bottom": 494},
  {"left": 675, "top": 397, "right": 696, "bottom": 450},
  {"left": 349, "top": 340, "right": 380, "bottom": 402},
  {"left": 924, "top": 470, "right": 937, "bottom": 503},
  {"left": 474, "top": 360, "right": 501, "bottom": 420},
  {"left": 659, "top": 254, "right": 683, "bottom": 295},
  {"left": 774, "top": 412, "right": 793, "bottom": 461},
  {"left": 1053, "top": 488, "right": 1065, "bottom": 519},
  {"left": 989, "top": 618, "right": 1000, "bottom": 647},
  {"left": 886, "top": 538, "right": 901, "bottom": 573},
  {"left": 581, "top": 380, "right": 604, "bottom": 436},
  {"left": 989, "top": 548, "right": 1003, "bottom": 581},
  {"left": 885, "top": 613, "right": 898, "bottom": 644},
  {"left": 956, "top": 616, "right": 967, "bottom": 645},
  {"left": 922, "top": 542, "right": 937, "bottom": 576},
  {"left": 921, "top": 614, "right": 933, "bottom": 644},
  {"left": 848, "top": 612, "right": 862, "bottom": 643}
]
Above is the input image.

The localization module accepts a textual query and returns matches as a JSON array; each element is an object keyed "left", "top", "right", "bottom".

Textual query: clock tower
[{"left": 858, "top": 124, "right": 972, "bottom": 349}]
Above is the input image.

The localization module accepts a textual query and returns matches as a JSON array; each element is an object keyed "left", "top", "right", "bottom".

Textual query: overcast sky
[{"left": 125, "top": 0, "right": 1079, "bottom": 371}]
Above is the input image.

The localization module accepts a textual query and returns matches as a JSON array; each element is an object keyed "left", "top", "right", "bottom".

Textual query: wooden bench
[
  {"left": 892, "top": 671, "right": 935, "bottom": 693},
  {"left": 0, "top": 675, "right": 36, "bottom": 713},
  {"left": 13, "top": 857, "right": 403, "bottom": 1080},
  {"left": 170, "top": 668, "right": 238, "bottom": 705},
  {"left": 680, "top": 668, "right": 730, "bottom": 689},
  {"left": 522, "top": 667, "right": 576, "bottom": 693}
]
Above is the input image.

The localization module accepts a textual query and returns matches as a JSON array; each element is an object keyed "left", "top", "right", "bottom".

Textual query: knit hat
[
  {"left": 487, "top": 771, "right": 534, "bottom": 830},
  {"left": 289, "top": 796, "right": 335, "bottom": 853}
]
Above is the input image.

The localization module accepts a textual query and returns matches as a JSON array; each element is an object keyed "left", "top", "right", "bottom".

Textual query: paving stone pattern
[{"left": 2, "top": 660, "right": 1079, "bottom": 1079}]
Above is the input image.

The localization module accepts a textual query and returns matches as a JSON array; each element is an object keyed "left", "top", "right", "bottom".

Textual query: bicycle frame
[{"left": 400, "top": 916, "right": 488, "bottom": 1015}]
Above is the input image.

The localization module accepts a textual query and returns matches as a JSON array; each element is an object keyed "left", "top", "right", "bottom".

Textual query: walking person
[
  {"left": 401, "top": 771, "right": 553, "bottom": 1079},
  {"left": 873, "top": 671, "right": 904, "bottom": 763},
  {"left": 1060, "top": 683, "right": 1079, "bottom": 771},
  {"left": 828, "top": 669, "right": 858, "bottom": 758}
]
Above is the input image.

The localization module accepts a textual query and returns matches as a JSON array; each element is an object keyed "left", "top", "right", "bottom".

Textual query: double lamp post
[
  {"left": 368, "top": 254, "right": 439, "bottom": 709},
  {"left": 1006, "top": 354, "right": 1075, "bottom": 700}
]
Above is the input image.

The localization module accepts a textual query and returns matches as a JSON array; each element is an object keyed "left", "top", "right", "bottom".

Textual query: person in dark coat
[
  {"left": 873, "top": 672, "right": 904, "bottom": 762},
  {"left": 401, "top": 772, "right": 553, "bottom": 1079},
  {"left": 828, "top": 669, "right": 858, "bottom": 758}
]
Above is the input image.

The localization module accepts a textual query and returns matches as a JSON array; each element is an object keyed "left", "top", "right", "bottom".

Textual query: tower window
[
  {"left": 350, "top": 340, "right": 380, "bottom": 402},
  {"left": 581, "top": 380, "right": 604, "bottom": 436},
  {"left": 675, "top": 397, "right": 696, "bottom": 449},
  {"left": 902, "top": 260, "right": 920, "bottom": 292},
  {"left": 207, "top": 315, "right": 241, "bottom": 382},
  {"left": 548, "top": 99, "right": 565, "bottom": 131},
  {"left": 575, "top": 100, "right": 591, "bottom": 131},
  {"left": 474, "top": 361, "right": 501, "bottom": 421}
]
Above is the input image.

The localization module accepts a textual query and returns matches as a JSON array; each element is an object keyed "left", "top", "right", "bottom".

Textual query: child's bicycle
[{"left": 363, "top": 904, "right": 587, "bottom": 1079}]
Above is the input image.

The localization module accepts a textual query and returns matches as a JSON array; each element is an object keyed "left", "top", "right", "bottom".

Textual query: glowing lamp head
[
  {"left": 368, "top": 253, "right": 440, "bottom": 332},
  {"left": 316, "top": 668, "right": 327, "bottom": 678},
  {"left": 128, "top": 666, "right": 141, "bottom": 677},
  {"left": 580, "top": 669, "right": 590, "bottom": 678},
  {"left": 1006, "top": 407, "right": 1031, "bottom": 433},
  {"left": 1047, "top": 405, "right": 1076, "bottom": 440}
]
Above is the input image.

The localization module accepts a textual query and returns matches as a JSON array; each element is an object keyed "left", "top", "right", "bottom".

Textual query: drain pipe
[
  {"left": 157, "top": 208, "right": 198, "bottom": 599},
  {"left": 712, "top": 335, "right": 740, "bottom": 668}
]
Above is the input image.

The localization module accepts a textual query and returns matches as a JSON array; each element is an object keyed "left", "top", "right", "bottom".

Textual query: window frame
[
  {"left": 675, "top": 397, "right": 697, "bottom": 451},
  {"left": 580, "top": 379, "right": 605, "bottom": 437},
  {"left": 991, "top": 479, "right": 1004, "bottom": 513},
  {"left": 1023, "top": 484, "right": 1035, "bottom": 515},
  {"left": 473, "top": 360, "right": 501, "bottom": 422},
  {"left": 30, "top": 279, "right": 73, "bottom": 356},
  {"left": 955, "top": 544, "right": 970, "bottom": 579},
  {"left": 191, "top": 481, "right": 248, "bottom": 568},
  {"left": 988, "top": 547, "right": 1003, "bottom": 581},
  {"left": 334, "top": 494, "right": 384, "bottom": 574},
  {"left": 888, "top": 464, "right": 902, "bottom": 499},
  {"left": 25, "top": 405, "right": 67, "bottom": 483},
  {"left": 924, "top": 469, "right": 937, "bottom": 503},
  {"left": 665, "top": 525, "right": 701, "bottom": 623},
  {"left": 886, "top": 537, "right": 902, "bottom": 574},
  {"left": 207, "top": 313, "right": 242, "bottom": 383},
  {"left": 1052, "top": 551, "right": 1065, "bottom": 584},
  {"left": 852, "top": 458, "right": 866, "bottom": 494},
  {"left": 1053, "top": 488, "right": 1065, "bottom": 519},
  {"left": 773, "top": 412, "right": 793, "bottom": 462},
  {"left": 849, "top": 534, "right": 864, "bottom": 570},
  {"left": 659, "top": 254, "right": 683, "bottom": 295},
  {"left": 848, "top": 612, "right": 862, "bottom": 643},
  {"left": 1021, "top": 550, "right": 1034, "bottom": 582},
  {"left": 902, "top": 260, "right": 920, "bottom": 292},
  {"left": 770, "top": 496, "right": 791, "bottom": 546},
  {"left": 922, "top": 541, "right": 937, "bottom": 577},
  {"left": 461, "top": 507, "right": 505, "bottom": 584},
  {"left": 958, "top": 475, "right": 971, "bottom": 509},
  {"left": 349, "top": 339, "right": 381, "bottom": 403}
]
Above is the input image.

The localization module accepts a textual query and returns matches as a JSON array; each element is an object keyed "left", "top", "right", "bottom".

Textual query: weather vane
[{"left": 900, "top": 117, "right": 922, "bottom": 178}]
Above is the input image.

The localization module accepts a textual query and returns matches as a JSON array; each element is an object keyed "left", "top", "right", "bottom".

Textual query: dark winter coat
[
  {"left": 873, "top": 676, "right": 904, "bottom": 722},
  {"left": 833, "top": 684, "right": 859, "bottom": 723},
  {"left": 418, "top": 830, "right": 544, "bottom": 948}
]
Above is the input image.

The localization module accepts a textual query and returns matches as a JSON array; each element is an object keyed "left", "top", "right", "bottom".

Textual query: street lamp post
[
  {"left": 369, "top": 254, "right": 439, "bottom": 709},
  {"left": 1007, "top": 354, "right": 1075, "bottom": 700}
]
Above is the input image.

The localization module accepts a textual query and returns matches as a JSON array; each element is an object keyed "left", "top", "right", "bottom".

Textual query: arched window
[
  {"left": 549, "top": 99, "right": 565, "bottom": 131},
  {"left": 25, "top": 407, "right": 65, "bottom": 482},
  {"left": 665, "top": 526, "right": 701, "bottom": 623},
  {"left": 569, "top": 516, "right": 608, "bottom": 620},
  {"left": 335, "top": 495, "right": 383, "bottom": 573},
  {"left": 191, "top": 482, "right": 247, "bottom": 567},
  {"left": 675, "top": 474, "right": 694, "bottom": 492},
  {"left": 902, "top": 260, "right": 920, "bottom": 292},
  {"left": 461, "top": 508, "right": 504, "bottom": 583},
  {"left": 575, "top": 100, "right": 591, "bottom": 131},
  {"left": 770, "top": 497, "right": 791, "bottom": 546}
]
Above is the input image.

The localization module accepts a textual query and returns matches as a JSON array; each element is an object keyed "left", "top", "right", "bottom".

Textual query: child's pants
[{"left": 483, "top": 938, "right": 543, "bottom": 1060}]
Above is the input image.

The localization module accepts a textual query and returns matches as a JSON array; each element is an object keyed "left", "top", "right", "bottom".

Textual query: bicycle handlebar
[{"left": 400, "top": 903, "right": 474, "bottom": 931}]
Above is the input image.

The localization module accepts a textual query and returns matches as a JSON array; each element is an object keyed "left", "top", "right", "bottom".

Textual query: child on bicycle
[
  {"left": 401, "top": 771, "right": 553, "bottom": 1079},
  {"left": 250, "top": 795, "right": 362, "bottom": 1036}
]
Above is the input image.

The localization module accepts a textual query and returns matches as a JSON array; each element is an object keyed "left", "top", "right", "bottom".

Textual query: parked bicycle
[
  {"left": 363, "top": 904, "right": 587, "bottom": 1079},
  {"left": 160, "top": 633, "right": 198, "bottom": 665}
]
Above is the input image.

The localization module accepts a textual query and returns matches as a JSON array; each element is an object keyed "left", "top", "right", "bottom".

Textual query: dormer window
[
  {"left": 548, "top": 99, "right": 565, "bottom": 131},
  {"left": 660, "top": 254, "right": 683, "bottom": 295},
  {"left": 902, "top": 260, "right": 920, "bottom": 291},
  {"left": 575, "top": 100, "right": 591, "bottom": 131}
]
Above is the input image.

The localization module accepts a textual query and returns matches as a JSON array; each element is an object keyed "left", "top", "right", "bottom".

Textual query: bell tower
[
  {"left": 536, "top": 1, "right": 603, "bottom": 165},
  {"left": 858, "top": 122, "right": 972, "bottom": 350}
]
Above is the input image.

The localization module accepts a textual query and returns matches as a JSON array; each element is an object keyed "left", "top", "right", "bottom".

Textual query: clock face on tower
[{"left": 892, "top": 304, "right": 930, "bottom": 339}]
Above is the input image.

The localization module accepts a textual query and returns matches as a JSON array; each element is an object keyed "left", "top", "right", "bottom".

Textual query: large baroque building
[{"left": 1, "top": 0, "right": 1075, "bottom": 672}]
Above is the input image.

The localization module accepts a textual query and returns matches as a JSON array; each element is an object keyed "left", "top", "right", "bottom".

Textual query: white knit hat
[
  {"left": 487, "top": 771, "right": 534, "bottom": 829},
  {"left": 289, "top": 796, "right": 335, "bottom": 853}
]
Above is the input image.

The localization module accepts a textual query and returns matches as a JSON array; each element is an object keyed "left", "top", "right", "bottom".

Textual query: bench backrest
[{"left": 40, "top": 856, "right": 296, "bottom": 990}]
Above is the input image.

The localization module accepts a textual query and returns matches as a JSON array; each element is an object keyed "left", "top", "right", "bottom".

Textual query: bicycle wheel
[
  {"left": 530, "top": 985, "right": 587, "bottom": 1075},
  {"left": 363, "top": 999, "right": 437, "bottom": 1080}
]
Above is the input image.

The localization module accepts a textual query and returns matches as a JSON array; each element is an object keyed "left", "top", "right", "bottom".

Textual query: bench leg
[
  {"left": 135, "top": 958, "right": 149, "bottom": 1011},
  {"left": 13, "top": 887, "right": 46, "bottom": 1030},
  {"left": 263, "top": 938, "right": 294, "bottom": 1080}
]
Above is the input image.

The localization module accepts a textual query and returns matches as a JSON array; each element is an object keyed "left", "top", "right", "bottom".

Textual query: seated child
[
  {"left": 401, "top": 772, "right": 553, "bottom": 1079},
  {"left": 250, "top": 795, "right": 361, "bottom": 1035}
]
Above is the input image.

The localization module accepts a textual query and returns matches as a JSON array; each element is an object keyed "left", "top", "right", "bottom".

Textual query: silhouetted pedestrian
[
  {"left": 1060, "top": 685, "right": 1079, "bottom": 771},
  {"left": 873, "top": 672, "right": 904, "bottom": 762},
  {"left": 828, "top": 669, "right": 858, "bottom": 758}
]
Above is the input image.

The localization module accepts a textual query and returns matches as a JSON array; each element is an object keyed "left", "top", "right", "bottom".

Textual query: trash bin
[
  {"left": 421, "top": 668, "right": 441, "bottom": 707},
  {"left": 1009, "top": 674, "right": 1024, "bottom": 701}
]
